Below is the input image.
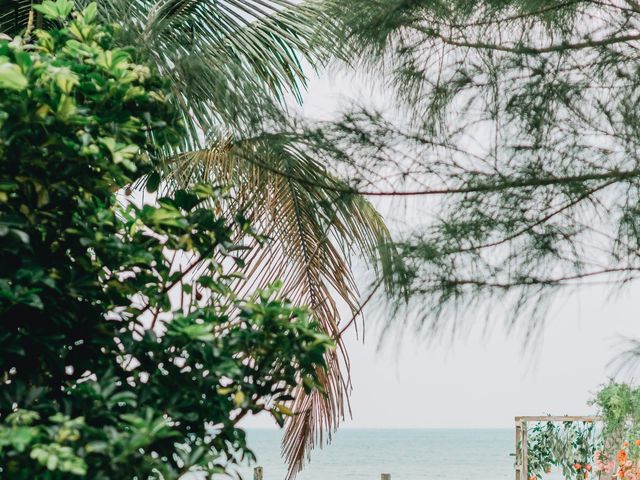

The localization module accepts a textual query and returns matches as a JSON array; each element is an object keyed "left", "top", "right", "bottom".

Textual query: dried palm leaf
[{"left": 169, "top": 135, "right": 401, "bottom": 478}]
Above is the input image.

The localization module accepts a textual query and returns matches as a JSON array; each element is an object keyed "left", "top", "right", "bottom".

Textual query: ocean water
[{"left": 234, "top": 429, "right": 517, "bottom": 480}]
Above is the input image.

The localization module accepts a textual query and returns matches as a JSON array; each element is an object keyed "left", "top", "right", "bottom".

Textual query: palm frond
[
  {"left": 1, "top": 0, "right": 332, "bottom": 143},
  {"left": 170, "top": 136, "right": 402, "bottom": 477},
  {"left": 92, "top": 0, "right": 333, "bottom": 147}
]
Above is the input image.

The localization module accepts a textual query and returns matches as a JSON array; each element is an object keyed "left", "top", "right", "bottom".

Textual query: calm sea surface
[{"left": 233, "top": 429, "right": 517, "bottom": 480}]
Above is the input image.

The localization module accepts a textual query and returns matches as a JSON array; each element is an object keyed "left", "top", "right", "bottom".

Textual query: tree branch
[{"left": 424, "top": 28, "right": 640, "bottom": 54}]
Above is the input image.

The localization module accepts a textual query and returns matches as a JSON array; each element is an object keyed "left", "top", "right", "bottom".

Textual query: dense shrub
[{"left": 0, "top": 1, "right": 332, "bottom": 478}]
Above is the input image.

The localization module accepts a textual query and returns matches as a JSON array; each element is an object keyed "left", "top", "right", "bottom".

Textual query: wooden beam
[
  {"left": 515, "top": 418, "right": 522, "bottom": 480},
  {"left": 514, "top": 416, "right": 601, "bottom": 422}
]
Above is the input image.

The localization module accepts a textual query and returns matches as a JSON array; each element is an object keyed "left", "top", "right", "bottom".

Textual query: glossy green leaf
[{"left": 0, "top": 63, "right": 27, "bottom": 91}]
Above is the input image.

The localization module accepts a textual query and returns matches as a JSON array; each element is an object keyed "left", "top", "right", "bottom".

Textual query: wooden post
[
  {"left": 521, "top": 421, "right": 528, "bottom": 480},
  {"left": 254, "top": 466, "right": 263, "bottom": 480},
  {"left": 515, "top": 417, "right": 522, "bottom": 480},
  {"left": 381, "top": 474, "right": 391, "bottom": 480}
]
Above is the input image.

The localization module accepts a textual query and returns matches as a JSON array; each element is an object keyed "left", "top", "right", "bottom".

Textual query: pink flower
[{"left": 605, "top": 460, "right": 613, "bottom": 473}]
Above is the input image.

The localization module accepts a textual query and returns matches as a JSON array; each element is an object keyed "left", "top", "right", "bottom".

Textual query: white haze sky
[{"left": 242, "top": 65, "right": 640, "bottom": 430}]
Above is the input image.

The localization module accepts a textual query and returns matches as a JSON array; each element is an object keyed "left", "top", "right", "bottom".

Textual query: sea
[{"left": 232, "top": 429, "right": 520, "bottom": 480}]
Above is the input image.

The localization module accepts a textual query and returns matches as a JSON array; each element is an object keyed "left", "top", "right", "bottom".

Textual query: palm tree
[{"left": 1, "top": 1, "right": 401, "bottom": 476}]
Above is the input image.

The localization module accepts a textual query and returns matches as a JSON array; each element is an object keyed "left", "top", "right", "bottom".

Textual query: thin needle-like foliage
[{"left": 313, "top": 0, "right": 640, "bottom": 339}]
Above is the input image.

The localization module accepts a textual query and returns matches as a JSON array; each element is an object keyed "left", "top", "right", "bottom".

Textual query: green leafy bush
[
  {"left": 592, "top": 382, "right": 640, "bottom": 442},
  {"left": 0, "top": 1, "right": 332, "bottom": 478}
]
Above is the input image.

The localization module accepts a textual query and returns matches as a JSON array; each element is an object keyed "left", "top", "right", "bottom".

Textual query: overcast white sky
[
  {"left": 245, "top": 281, "right": 639, "bottom": 429},
  {"left": 243, "top": 66, "right": 640, "bottom": 429}
]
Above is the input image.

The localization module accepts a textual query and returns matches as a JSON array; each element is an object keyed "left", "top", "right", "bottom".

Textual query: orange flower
[
  {"left": 574, "top": 463, "right": 582, "bottom": 470},
  {"left": 585, "top": 464, "right": 592, "bottom": 471},
  {"left": 635, "top": 440, "right": 640, "bottom": 446},
  {"left": 617, "top": 449, "right": 628, "bottom": 464},
  {"left": 624, "top": 441, "right": 630, "bottom": 447}
]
